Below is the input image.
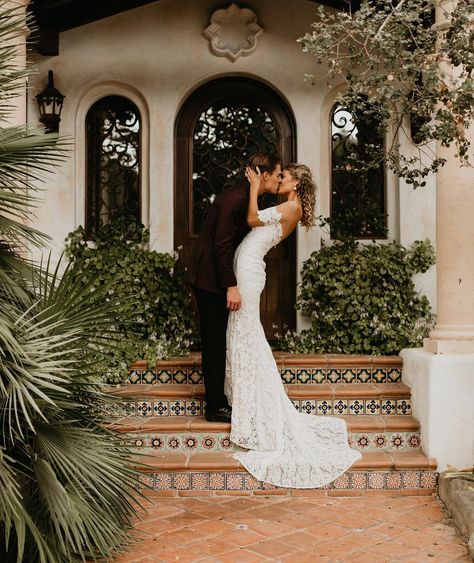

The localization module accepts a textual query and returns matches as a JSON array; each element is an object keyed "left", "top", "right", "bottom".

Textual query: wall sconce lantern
[{"left": 36, "top": 70, "right": 64, "bottom": 133}]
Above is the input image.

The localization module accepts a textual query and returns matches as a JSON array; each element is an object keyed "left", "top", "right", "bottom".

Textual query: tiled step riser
[
  {"left": 116, "top": 397, "right": 412, "bottom": 418},
  {"left": 127, "top": 366, "right": 402, "bottom": 385},
  {"left": 140, "top": 470, "right": 438, "bottom": 494},
  {"left": 125, "top": 430, "right": 422, "bottom": 453}
]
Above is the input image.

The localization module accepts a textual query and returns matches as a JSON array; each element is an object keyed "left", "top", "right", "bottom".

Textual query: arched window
[
  {"left": 85, "top": 95, "right": 140, "bottom": 237},
  {"left": 330, "top": 103, "right": 386, "bottom": 239}
]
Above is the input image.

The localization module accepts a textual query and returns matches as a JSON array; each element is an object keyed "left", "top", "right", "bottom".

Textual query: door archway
[{"left": 175, "top": 77, "right": 296, "bottom": 339}]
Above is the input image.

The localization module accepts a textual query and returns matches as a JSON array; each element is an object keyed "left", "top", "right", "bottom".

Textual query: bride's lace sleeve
[{"left": 257, "top": 206, "right": 282, "bottom": 225}]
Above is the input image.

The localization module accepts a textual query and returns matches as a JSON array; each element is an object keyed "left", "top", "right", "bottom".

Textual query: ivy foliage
[
  {"left": 65, "top": 218, "right": 195, "bottom": 382},
  {"left": 299, "top": 0, "right": 474, "bottom": 188},
  {"left": 280, "top": 239, "right": 436, "bottom": 355}
]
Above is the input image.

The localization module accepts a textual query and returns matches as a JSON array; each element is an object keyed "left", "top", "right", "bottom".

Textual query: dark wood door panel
[{"left": 175, "top": 77, "right": 296, "bottom": 340}]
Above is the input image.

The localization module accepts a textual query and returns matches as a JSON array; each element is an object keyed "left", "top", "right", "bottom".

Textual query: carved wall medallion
[{"left": 204, "top": 3, "right": 263, "bottom": 62}]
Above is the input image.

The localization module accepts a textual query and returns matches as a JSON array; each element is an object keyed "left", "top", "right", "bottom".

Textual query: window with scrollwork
[
  {"left": 331, "top": 103, "right": 386, "bottom": 239},
  {"left": 192, "top": 100, "right": 277, "bottom": 235},
  {"left": 85, "top": 96, "right": 140, "bottom": 237}
]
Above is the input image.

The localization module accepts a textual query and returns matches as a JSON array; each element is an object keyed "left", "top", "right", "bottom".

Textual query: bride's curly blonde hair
[{"left": 284, "top": 163, "right": 317, "bottom": 229}]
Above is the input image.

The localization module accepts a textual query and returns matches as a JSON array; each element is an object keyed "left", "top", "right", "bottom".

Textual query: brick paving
[{"left": 111, "top": 492, "right": 471, "bottom": 562}]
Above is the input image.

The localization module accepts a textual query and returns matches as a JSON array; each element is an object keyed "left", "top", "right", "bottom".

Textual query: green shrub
[
  {"left": 280, "top": 239, "right": 436, "bottom": 355},
  {"left": 65, "top": 218, "right": 196, "bottom": 381}
]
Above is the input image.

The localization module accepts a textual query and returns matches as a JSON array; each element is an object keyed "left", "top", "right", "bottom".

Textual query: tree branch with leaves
[{"left": 299, "top": 0, "right": 473, "bottom": 188}]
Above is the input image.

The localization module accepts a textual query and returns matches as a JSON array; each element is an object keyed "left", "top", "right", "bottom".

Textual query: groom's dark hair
[{"left": 246, "top": 153, "right": 281, "bottom": 174}]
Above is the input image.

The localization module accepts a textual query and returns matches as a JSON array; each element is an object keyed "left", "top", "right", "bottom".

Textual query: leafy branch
[{"left": 299, "top": 0, "right": 473, "bottom": 188}]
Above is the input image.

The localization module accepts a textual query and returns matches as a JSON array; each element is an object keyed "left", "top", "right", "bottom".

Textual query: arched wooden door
[{"left": 175, "top": 77, "right": 296, "bottom": 339}]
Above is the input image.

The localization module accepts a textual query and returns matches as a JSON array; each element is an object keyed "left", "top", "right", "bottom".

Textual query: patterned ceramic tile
[
  {"left": 300, "top": 400, "right": 317, "bottom": 414},
  {"left": 327, "top": 369, "right": 342, "bottom": 383},
  {"left": 371, "top": 369, "right": 386, "bottom": 383},
  {"left": 368, "top": 472, "right": 386, "bottom": 489},
  {"left": 191, "top": 473, "right": 209, "bottom": 490},
  {"left": 365, "top": 399, "right": 381, "bottom": 415},
  {"left": 312, "top": 369, "right": 326, "bottom": 383},
  {"left": 387, "top": 368, "right": 402, "bottom": 382},
  {"left": 209, "top": 473, "right": 226, "bottom": 490},
  {"left": 138, "top": 401, "right": 153, "bottom": 417},
  {"left": 397, "top": 399, "right": 412, "bottom": 415},
  {"left": 333, "top": 399, "right": 349, "bottom": 415},
  {"left": 156, "top": 370, "right": 171, "bottom": 384},
  {"left": 340, "top": 369, "right": 356, "bottom": 383},
  {"left": 355, "top": 434, "right": 371, "bottom": 450},
  {"left": 126, "top": 365, "right": 404, "bottom": 385},
  {"left": 332, "top": 473, "right": 350, "bottom": 489},
  {"left": 173, "top": 473, "right": 191, "bottom": 490},
  {"left": 296, "top": 369, "right": 312, "bottom": 384},
  {"left": 169, "top": 401, "right": 186, "bottom": 416},
  {"left": 167, "top": 436, "right": 181, "bottom": 450},
  {"left": 226, "top": 474, "right": 244, "bottom": 490},
  {"left": 147, "top": 470, "right": 438, "bottom": 492},
  {"left": 150, "top": 436, "right": 164, "bottom": 449},
  {"left": 355, "top": 368, "right": 372, "bottom": 383},
  {"left": 281, "top": 369, "right": 296, "bottom": 384},
  {"left": 129, "top": 431, "right": 421, "bottom": 452},
  {"left": 402, "top": 471, "right": 420, "bottom": 489},
  {"left": 186, "top": 400, "right": 202, "bottom": 416},
  {"left": 407, "top": 433, "right": 421, "bottom": 449},
  {"left": 350, "top": 473, "right": 368, "bottom": 489},
  {"left": 420, "top": 472, "right": 438, "bottom": 489},
  {"left": 244, "top": 474, "right": 261, "bottom": 490},
  {"left": 202, "top": 435, "right": 216, "bottom": 450},
  {"left": 183, "top": 436, "right": 199, "bottom": 450},
  {"left": 317, "top": 400, "right": 333, "bottom": 415},
  {"left": 390, "top": 434, "right": 406, "bottom": 449},
  {"left": 381, "top": 399, "right": 397, "bottom": 415},
  {"left": 128, "top": 371, "right": 140, "bottom": 384},
  {"left": 155, "top": 473, "right": 173, "bottom": 490},
  {"left": 373, "top": 434, "right": 388, "bottom": 449},
  {"left": 349, "top": 400, "right": 365, "bottom": 415},
  {"left": 189, "top": 370, "right": 202, "bottom": 384},
  {"left": 154, "top": 401, "right": 169, "bottom": 416}
]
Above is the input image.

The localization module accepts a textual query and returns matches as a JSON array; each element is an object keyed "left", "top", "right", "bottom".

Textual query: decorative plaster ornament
[{"left": 204, "top": 3, "right": 263, "bottom": 62}]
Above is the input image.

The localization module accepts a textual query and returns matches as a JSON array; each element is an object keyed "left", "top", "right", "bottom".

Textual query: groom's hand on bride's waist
[{"left": 227, "top": 286, "right": 242, "bottom": 311}]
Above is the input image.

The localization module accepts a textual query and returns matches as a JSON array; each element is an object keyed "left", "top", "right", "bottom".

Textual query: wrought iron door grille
[
  {"left": 192, "top": 99, "right": 277, "bottom": 235},
  {"left": 331, "top": 104, "right": 386, "bottom": 239},
  {"left": 86, "top": 95, "right": 140, "bottom": 237}
]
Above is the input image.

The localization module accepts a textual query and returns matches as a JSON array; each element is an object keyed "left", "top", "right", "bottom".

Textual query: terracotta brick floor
[{"left": 111, "top": 492, "right": 471, "bottom": 562}]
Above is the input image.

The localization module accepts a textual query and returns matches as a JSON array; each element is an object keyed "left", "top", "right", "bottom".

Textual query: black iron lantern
[{"left": 36, "top": 70, "right": 64, "bottom": 133}]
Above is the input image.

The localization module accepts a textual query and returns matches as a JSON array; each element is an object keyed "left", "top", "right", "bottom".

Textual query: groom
[{"left": 188, "top": 153, "right": 282, "bottom": 422}]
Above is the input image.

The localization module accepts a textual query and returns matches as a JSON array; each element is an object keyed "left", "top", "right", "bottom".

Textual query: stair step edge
[{"left": 134, "top": 451, "right": 437, "bottom": 472}]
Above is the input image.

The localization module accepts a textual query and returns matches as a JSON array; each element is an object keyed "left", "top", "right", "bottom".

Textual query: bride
[{"left": 225, "top": 163, "right": 361, "bottom": 489}]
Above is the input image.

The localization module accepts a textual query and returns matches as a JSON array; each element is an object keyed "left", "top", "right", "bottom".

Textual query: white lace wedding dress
[{"left": 225, "top": 206, "right": 361, "bottom": 488}]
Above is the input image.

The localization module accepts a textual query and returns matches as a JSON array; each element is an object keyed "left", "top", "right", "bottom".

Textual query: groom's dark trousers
[{"left": 187, "top": 183, "right": 250, "bottom": 413}]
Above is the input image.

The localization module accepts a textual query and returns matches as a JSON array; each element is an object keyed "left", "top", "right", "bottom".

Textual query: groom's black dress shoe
[{"left": 205, "top": 406, "right": 232, "bottom": 423}]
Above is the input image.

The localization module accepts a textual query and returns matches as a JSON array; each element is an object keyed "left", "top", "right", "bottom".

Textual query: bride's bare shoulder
[{"left": 277, "top": 200, "right": 302, "bottom": 221}]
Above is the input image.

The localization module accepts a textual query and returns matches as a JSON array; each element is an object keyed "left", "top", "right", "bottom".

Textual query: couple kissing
[{"left": 187, "top": 153, "right": 361, "bottom": 488}]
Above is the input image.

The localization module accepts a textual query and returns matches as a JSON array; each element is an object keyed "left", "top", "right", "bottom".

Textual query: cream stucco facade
[{"left": 27, "top": 0, "right": 437, "bottom": 319}]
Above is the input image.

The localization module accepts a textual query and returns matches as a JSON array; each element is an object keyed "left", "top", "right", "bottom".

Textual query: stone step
[
  {"left": 110, "top": 414, "right": 419, "bottom": 433},
  {"left": 127, "top": 353, "right": 403, "bottom": 385},
  {"left": 109, "top": 415, "right": 422, "bottom": 453},
  {"left": 107, "top": 382, "right": 412, "bottom": 417},
  {"left": 135, "top": 450, "right": 438, "bottom": 495}
]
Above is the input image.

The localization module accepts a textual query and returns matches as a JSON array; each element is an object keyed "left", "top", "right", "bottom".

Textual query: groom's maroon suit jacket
[{"left": 187, "top": 183, "right": 250, "bottom": 296}]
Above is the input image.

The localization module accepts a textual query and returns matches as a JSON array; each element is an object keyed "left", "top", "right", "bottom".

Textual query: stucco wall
[{"left": 27, "top": 0, "right": 437, "bottom": 324}]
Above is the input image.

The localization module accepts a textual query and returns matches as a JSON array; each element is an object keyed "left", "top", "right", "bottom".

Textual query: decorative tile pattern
[
  {"left": 126, "top": 431, "right": 421, "bottom": 452},
  {"left": 125, "top": 366, "right": 403, "bottom": 385},
  {"left": 147, "top": 471, "right": 438, "bottom": 492},
  {"left": 115, "top": 397, "right": 412, "bottom": 417}
]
